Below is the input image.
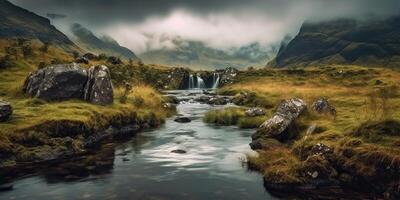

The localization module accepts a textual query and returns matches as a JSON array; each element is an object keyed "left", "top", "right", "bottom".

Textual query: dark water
[{"left": 0, "top": 90, "right": 276, "bottom": 200}]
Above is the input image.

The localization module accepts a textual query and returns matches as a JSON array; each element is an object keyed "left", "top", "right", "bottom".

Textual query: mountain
[
  {"left": 271, "top": 16, "right": 400, "bottom": 68},
  {"left": 140, "top": 39, "right": 273, "bottom": 70},
  {"left": 0, "top": 0, "right": 78, "bottom": 50},
  {"left": 71, "top": 23, "right": 139, "bottom": 60}
]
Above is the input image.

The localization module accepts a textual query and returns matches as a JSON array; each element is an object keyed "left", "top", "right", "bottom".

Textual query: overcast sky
[{"left": 10, "top": 0, "right": 400, "bottom": 53}]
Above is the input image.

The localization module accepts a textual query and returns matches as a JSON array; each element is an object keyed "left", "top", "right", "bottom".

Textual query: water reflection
[{"left": 0, "top": 90, "right": 276, "bottom": 200}]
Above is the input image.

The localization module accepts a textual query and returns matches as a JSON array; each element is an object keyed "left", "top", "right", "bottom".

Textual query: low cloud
[{"left": 11, "top": 0, "right": 400, "bottom": 53}]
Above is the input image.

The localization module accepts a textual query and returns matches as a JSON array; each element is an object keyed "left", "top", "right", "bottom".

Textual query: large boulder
[
  {"left": 23, "top": 63, "right": 88, "bottom": 101},
  {"left": 0, "top": 99, "right": 12, "bottom": 122},
  {"left": 251, "top": 98, "right": 306, "bottom": 149},
  {"left": 84, "top": 65, "right": 113, "bottom": 105}
]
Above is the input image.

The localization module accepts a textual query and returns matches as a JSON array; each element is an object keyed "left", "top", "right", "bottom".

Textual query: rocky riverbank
[{"left": 0, "top": 63, "right": 175, "bottom": 177}]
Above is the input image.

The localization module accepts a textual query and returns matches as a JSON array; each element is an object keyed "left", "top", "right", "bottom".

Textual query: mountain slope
[
  {"left": 71, "top": 23, "right": 139, "bottom": 60},
  {"left": 271, "top": 16, "right": 400, "bottom": 68},
  {"left": 140, "top": 40, "right": 272, "bottom": 70},
  {"left": 0, "top": 0, "right": 78, "bottom": 50}
]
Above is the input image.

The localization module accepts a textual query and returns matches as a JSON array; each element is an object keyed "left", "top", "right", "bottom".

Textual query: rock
[
  {"left": 208, "top": 96, "right": 229, "bottom": 105},
  {"left": 245, "top": 107, "right": 265, "bottom": 117},
  {"left": 75, "top": 56, "right": 89, "bottom": 64},
  {"left": 84, "top": 65, "right": 113, "bottom": 105},
  {"left": 195, "top": 95, "right": 211, "bottom": 103},
  {"left": 231, "top": 91, "right": 255, "bottom": 106},
  {"left": 171, "top": 149, "right": 187, "bottom": 154},
  {"left": 219, "top": 67, "right": 239, "bottom": 86},
  {"left": 0, "top": 183, "right": 13, "bottom": 191},
  {"left": 122, "top": 158, "right": 130, "bottom": 162},
  {"left": 107, "top": 56, "right": 123, "bottom": 65},
  {"left": 164, "top": 95, "right": 180, "bottom": 104},
  {"left": 310, "top": 143, "right": 333, "bottom": 157},
  {"left": 83, "top": 53, "right": 97, "bottom": 60},
  {"left": 312, "top": 98, "right": 336, "bottom": 116},
  {"left": 251, "top": 98, "right": 306, "bottom": 146},
  {"left": 23, "top": 63, "right": 88, "bottom": 101},
  {"left": 0, "top": 99, "right": 12, "bottom": 122},
  {"left": 174, "top": 117, "right": 191, "bottom": 123}
]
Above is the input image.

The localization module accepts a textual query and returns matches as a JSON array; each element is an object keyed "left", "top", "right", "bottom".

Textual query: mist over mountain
[
  {"left": 70, "top": 23, "right": 138, "bottom": 60},
  {"left": 140, "top": 39, "right": 276, "bottom": 69}
]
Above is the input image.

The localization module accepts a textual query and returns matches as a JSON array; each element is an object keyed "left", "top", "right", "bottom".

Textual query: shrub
[
  {"left": 203, "top": 107, "right": 245, "bottom": 125},
  {"left": 0, "top": 55, "right": 13, "bottom": 69},
  {"left": 22, "top": 45, "right": 34, "bottom": 58}
]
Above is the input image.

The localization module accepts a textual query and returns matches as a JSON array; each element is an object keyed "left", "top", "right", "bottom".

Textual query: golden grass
[
  {"left": 0, "top": 39, "right": 173, "bottom": 165},
  {"left": 231, "top": 65, "right": 400, "bottom": 184}
]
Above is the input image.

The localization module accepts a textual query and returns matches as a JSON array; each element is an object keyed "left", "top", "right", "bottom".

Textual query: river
[{"left": 0, "top": 90, "right": 277, "bottom": 200}]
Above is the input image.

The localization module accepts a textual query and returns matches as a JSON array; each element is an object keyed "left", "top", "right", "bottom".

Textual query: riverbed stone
[
  {"left": 171, "top": 149, "right": 187, "bottom": 154},
  {"left": 0, "top": 99, "right": 12, "bottom": 122},
  {"left": 174, "top": 117, "right": 191, "bottom": 123},
  {"left": 23, "top": 63, "right": 88, "bottom": 101},
  {"left": 84, "top": 65, "right": 113, "bottom": 105},
  {"left": 251, "top": 98, "right": 306, "bottom": 147}
]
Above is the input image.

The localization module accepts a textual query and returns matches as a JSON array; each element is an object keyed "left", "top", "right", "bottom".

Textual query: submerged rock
[
  {"left": 312, "top": 98, "right": 336, "bottom": 116},
  {"left": 174, "top": 117, "right": 191, "bottom": 123},
  {"left": 84, "top": 65, "right": 113, "bottom": 105},
  {"left": 245, "top": 107, "right": 266, "bottom": 117},
  {"left": 23, "top": 63, "right": 88, "bottom": 101},
  {"left": 251, "top": 98, "right": 306, "bottom": 147},
  {"left": 171, "top": 149, "right": 187, "bottom": 154},
  {"left": 0, "top": 99, "right": 12, "bottom": 122}
]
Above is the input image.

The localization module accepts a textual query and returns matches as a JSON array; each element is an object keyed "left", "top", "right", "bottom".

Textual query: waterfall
[
  {"left": 196, "top": 75, "right": 205, "bottom": 89},
  {"left": 212, "top": 73, "right": 220, "bottom": 89},
  {"left": 188, "top": 74, "right": 194, "bottom": 89}
]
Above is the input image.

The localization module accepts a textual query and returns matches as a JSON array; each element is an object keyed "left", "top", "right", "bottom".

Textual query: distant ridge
[{"left": 271, "top": 16, "right": 400, "bottom": 68}]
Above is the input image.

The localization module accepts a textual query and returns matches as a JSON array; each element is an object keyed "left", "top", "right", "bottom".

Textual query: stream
[{"left": 0, "top": 90, "right": 277, "bottom": 200}]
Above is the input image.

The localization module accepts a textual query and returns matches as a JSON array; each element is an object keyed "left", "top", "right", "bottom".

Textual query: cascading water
[
  {"left": 196, "top": 75, "right": 206, "bottom": 89},
  {"left": 212, "top": 73, "right": 220, "bottom": 89},
  {"left": 188, "top": 74, "right": 194, "bottom": 89}
]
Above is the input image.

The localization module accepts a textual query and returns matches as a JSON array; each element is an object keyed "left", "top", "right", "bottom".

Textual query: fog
[{"left": 11, "top": 0, "right": 400, "bottom": 53}]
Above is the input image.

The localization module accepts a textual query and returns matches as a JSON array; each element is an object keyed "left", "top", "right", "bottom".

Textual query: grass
[
  {"left": 218, "top": 65, "right": 400, "bottom": 192},
  {"left": 0, "top": 39, "right": 174, "bottom": 167},
  {"left": 203, "top": 107, "right": 270, "bottom": 128}
]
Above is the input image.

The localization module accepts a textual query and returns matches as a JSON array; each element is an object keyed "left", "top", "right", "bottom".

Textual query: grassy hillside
[
  {"left": 0, "top": 39, "right": 173, "bottom": 169},
  {"left": 271, "top": 16, "right": 400, "bottom": 68},
  {"left": 213, "top": 65, "right": 400, "bottom": 196},
  {"left": 71, "top": 23, "right": 139, "bottom": 60},
  {"left": 0, "top": 0, "right": 80, "bottom": 53}
]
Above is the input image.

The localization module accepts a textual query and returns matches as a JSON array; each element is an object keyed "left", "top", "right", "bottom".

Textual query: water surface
[{"left": 0, "top": 90, "right": 276, "bottom": 200}]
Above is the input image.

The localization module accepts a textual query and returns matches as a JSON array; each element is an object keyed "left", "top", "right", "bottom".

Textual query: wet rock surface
[
  {"left": 174, "top": 117, "right": 191, "bottom": 123},
  {"left": 251, "top": 98, "right": 306, "bottom": 147},
  {"left": 84, "top": 65, "right": 113, "bottom": 105},
  {"left": 171, "top": 149, "right": 187, "bottom": 154},
  {"left": 0, "top": 99, "right": 12, "bottom": 122}
]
